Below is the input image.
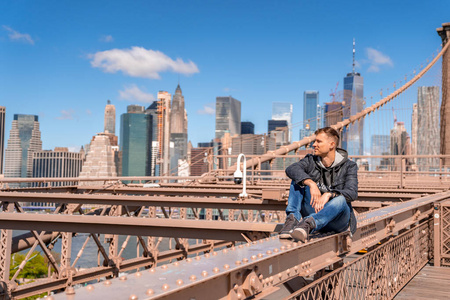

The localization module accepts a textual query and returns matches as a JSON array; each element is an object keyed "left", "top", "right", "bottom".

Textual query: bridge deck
[{"left": 394, "top": 265, "right": 450, "bottom": 299}]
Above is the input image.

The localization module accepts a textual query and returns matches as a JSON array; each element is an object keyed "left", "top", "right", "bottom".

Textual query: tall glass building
[
  {"left": 303, "top": 91, "right": 319, "bottom": 131},
  {"left": 342, "top": 72, "right": 364, "bottom": 156},
  {"left": 4, "top": 114, "right": 42, "bottom": 183},
  {"left": 120, "top": 106, "right": 152, "bottom": 177},
  {"left": 215, "top": 96, "right": 241, "bottom": 140},
  {"left": 272, "top": 102, "right": 293, "bottom": 142}
]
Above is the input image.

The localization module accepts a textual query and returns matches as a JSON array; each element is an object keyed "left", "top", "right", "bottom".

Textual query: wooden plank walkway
[{"left": 394, "top": 265, "right": 450, "bottom": 299}]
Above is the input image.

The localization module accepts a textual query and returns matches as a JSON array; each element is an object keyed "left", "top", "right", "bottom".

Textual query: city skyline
[{"left": 1, "top": 1, "right": 449, "bottom": 151}]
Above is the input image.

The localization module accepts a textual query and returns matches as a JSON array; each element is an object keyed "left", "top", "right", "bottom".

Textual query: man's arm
[
  {"left": 285, "top": 155, "right": 313, "bottom": 185},
  {"left": 332, "top": 162, "right": 358, "bottom": 202}
]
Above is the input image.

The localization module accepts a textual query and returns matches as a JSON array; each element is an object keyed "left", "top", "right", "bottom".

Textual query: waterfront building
[
  {"left": 190, "top": 147, "right": 210, "bottom": 176},
  {"left": 272, "top": 102, "right": 293, "bottom": 142},
  {"left": 120, "top": 105, "right": 152, "bottom": 177},
  {"left": 241, "top": 121, "right": 255, "bottom": 135},
  {"left": 79, "top": 133, "right": 117, "bottom": 183},
  {"left": 104, "top": 100, "right": 116, "bottom": 135},
  {"left": 4, "top": 114, "right": 42, "bottom": 186},
  {"left": 215, "top": 96, "right": 241, "bottom": 140},
  {"left": 32, "top": 147, "right": 84, "bottom": 186}
]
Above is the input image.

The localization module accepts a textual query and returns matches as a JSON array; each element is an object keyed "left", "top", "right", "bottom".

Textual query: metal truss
[{"left": 46, "top": 191, "right": 450, "bottom": 300}]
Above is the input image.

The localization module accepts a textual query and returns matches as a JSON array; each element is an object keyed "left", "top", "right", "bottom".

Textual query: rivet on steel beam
[
  {"left": 86, "top": 285, "right": 95, "bottom": 291},
  {"left": 269, "top": 276, "right": 274, "bottom": 283},
  {"left": 205, "top": 253, "right": 210, "bottom": 258},
  {"left": 252, "top": 241, "right": 257, "bottom": 245},
  {"left": 213, "top": 267, "right": 220, "bottom": 273},
  {"left": 238, "top": 245, "right": 244, "bottom": 249},
  {"left": 145, "top": 289, "right": 154, "bottom": 296},
  {"left": 292, "top": 242, "right": 298, "bottom": 247},
  {"left": 265, "top": 237, "right": 270, "bottom": 241},
  {"left": 286, "top": 268, "right": 290, "bottom": 275},
  {"left": 237, "top": 292, "right": 243, "bottom": 299},
  {"left": 212, "top": 251, "right": 218, "bottom": 256},
  {"left": 176, "top": 279, "right": 184, "bottom": 286},
  {"left": 258, "top": 274, "right": 263, "bottom": 280},
  {"left": 149, "top": 268, "right": 156, "bottom": 273},
  {"left": 46, "top": 297, "right": 55, "bottom": 300},
  {"left": 135, "top": 272, "right": 142, "bottom": 277},
  {"left": 161, "top": 265, "right": 168, "bottom": 269},
  {"left": 189, "top": 275, "right": 197, "bottom": 281},
  {"left": 286, "top": 244, "right": 292, "bottom": 249},
  {"left": 195, "top": 256, "right": 201, "bottom": 261},
  {"left": 186, "top": 258, "right": 192, "bottom": 263},
  {"left": 223, "top": 249, "right": 228, "bottom": 254},
  {"left": 257, "top": 253, "right": 263, "bottom": 258},
  {"left": 273, "top": 248, "right": 279, "bottom": 253},
  {"left": 65, "top": 287, "right": 75, "bottom": 295},
  {"left": 201, "top": 271, "right": 209, "bottom": 277},
  {"left": 162, "top": 284, "right": 170, "bottom": 291},
  {"left": 294, "top": 266, "right": 298, "bottom": 272},
  {"left": 129, "top": 295, "right": 138, "bottom": 300},
  {"left": 272, "top": 236, "right": 277, "bottom": 240},
  {"left": 174, "top": 262, "right": 179, "bottom": 266},
  {"left": 246, "top": 243, "right": 251, "bottom": 247},
  {"left": 266, "top": 250, "right": 272, "bottom": 255},
  {"left": 234, "top": 284, "right": 239, "bottom": 291},
  {"left": 103, "top": 280, "right": 112, "bottom": 286},
  {"left": 231, "top": 246, "right": 236, "bottom": 250},
  {"left": 251, "top": 255, "right": 257, "bottom": 260},
  {"left": 278, "top": 273, "right": 282, "bottom": 279},
  {"left": 242, "top": 258, "right": 249, "bottom": 263},
  {"left": 259, "top": 239, "right": 264, "bottom": 243},
  {"left": 280, "top": 246, "right": 286, "bottom": 251},
  {"left": 224, "top": 264, "right": 230, "bottom": 270},
  {"left": 235, "top": 260, "right": 241, "bottom": 265},
  {"left": 120, "top": 275, "right": 127, "bottom": 281}
]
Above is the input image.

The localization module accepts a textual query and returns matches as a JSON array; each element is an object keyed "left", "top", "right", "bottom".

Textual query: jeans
[{"left": 285, "top": 181, "right": 350, "bottom": 233}]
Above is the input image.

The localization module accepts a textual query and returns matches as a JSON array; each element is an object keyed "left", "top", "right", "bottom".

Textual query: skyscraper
[
  {"left": 303, "top": 91, "right": 319, "bottom": 131},
  {"left": 0, "top": 106, "right": 5, "bottom": 175},
  {"left": 158, "top": 91, "right": 172, "bottom": 176},
  {"left": 268, "top": 119, "right": 288, "bottom": 133},
  {"left": 390, "top": 122, "right": 410, "bottom": 170},
  {"left": 272, "top": 102, "right": 293, "bottom": 142},
  {"left": 342, "top": 40, "right": 364, "bottom": 156},
  {"left": 417, "top": 86, "right": 440, "bottom": 170},
  {"left": 241, "top": 122, "right": 255, "bottom": 135},
  {"left": 324, "top": 101, "right": 343, "bottom": 127},
  {"left": 215, "top": 96, "right": 241, "bottom": 140},
  {"left": 4, "top": 114, "right": 42, "bottom": 183},
  {"left": 170, "top": 84, "right": 188, "bottom": 175},
  {"left": 145, "top": 101, "right": 160, "bottom": 176},
  {"left": 104, "top": 100, "right": 116, "bottom": 134},
  {"left": 32, "top": 147, "right": 84, "bottom": 186},
  {"left": 371, "top": 134, "right": 390, "bottom": 170},
  {"left": 120, "top": 105, "right": 152, "bottom": 177}
]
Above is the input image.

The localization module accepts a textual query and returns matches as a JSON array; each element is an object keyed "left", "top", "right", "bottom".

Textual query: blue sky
[{"left": 0, "top": 0, "right": 449, "bottom": 151}]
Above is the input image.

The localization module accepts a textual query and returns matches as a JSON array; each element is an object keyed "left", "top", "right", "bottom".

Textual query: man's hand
[
  {"left": 303, "top": 179, "right": 322, "bottom": 210},
  {"left": 313, "top": 193, "right": 331, "bottom": 213}
]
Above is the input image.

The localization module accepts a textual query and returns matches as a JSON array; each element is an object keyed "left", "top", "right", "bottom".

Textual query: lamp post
[{"left": 234, "top": 153, "right": 248, "bottom": 198}]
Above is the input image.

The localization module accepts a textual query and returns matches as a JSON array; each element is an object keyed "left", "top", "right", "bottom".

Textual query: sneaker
[
  {"left": 279, "top": 214, "right": 300, "bottom": 239},
  {"left": 290, "top": 217, "right": 316, "bottom": 242}
]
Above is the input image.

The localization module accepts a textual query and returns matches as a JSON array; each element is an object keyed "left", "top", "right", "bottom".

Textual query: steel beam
[{"left": 49, "top": 191, "right": 450, "bottom": 300}]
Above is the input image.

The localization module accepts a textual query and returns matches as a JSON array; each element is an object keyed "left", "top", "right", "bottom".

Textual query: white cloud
[
  {"left": 119, "top": 84, "right": 155, "bottom": 103},
  {"left": 89, "top": 47, "right": 199, "bottom": 79},
  {"left": 197, "top": 104, "right": 215, "bottom": 115},
  {"left": 2, "top": 25, "right": 34, "bottom": 45},
  {"left": 366, "top": 48, "right": 393, "bottom": 72},
  {"left": 56, "top": 109, "right": 76, "bottom": 120},
  {"left": 100, "top": 35, "right": 114, "bottom": 42}
]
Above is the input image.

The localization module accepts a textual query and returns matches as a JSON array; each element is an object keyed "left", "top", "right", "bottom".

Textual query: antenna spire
[{"left": 352, "top": 38, "right": 356, "bottom": 74}]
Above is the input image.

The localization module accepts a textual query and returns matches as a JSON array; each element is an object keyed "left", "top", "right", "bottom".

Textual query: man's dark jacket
[{"left": 285, "top": 148, "right": 358, "bottom": 234}]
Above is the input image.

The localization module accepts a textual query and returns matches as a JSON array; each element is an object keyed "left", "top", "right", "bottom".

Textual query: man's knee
[{"left": 329, "top": 195, "right": 348, "bottom": 211}]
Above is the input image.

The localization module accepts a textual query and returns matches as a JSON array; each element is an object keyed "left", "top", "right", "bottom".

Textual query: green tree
[{"left": 10, "top": 252, "right": 48, "bottom": 280}]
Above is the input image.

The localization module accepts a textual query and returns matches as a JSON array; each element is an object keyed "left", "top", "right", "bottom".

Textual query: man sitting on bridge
[{"left": 279, "top": 127, "right": 358, "bottom": 242}]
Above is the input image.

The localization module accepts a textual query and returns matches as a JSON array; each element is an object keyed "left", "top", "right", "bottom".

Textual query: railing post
[
  {"left": 400, "top": 157, "right": 405, "bottom": 188},
  {"left": 0, "top": 202, "right": 14, "bottom": 299}
]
